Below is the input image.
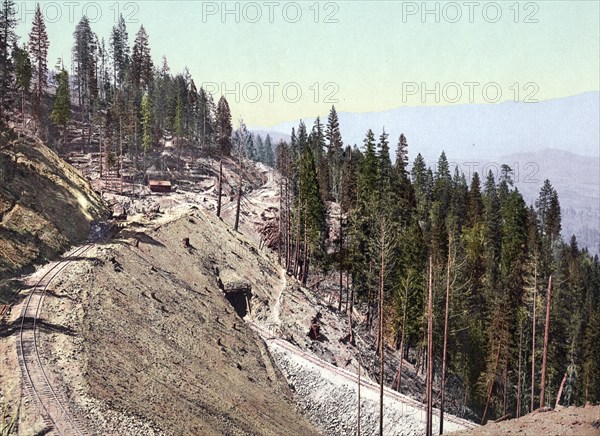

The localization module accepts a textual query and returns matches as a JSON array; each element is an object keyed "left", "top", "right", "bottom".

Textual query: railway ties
[{"left": 16, "top": 243, "right": 94, "bottom": 436}]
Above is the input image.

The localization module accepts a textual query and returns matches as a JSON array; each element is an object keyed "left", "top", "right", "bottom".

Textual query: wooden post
[{"left": 539, "top": 275, "right": 552, "bottom": 408}]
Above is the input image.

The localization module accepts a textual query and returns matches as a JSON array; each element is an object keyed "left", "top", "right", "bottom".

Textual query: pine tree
[
  {"left": 264, "top": 134, "right": 275, "bottom": 167},
  {"left": 466, "top": 172, "right": 484, "bottom": 228},
  {"left": 28, "top": 4, "right": 49, "bottom": 105},
  {"left": 395, "top": 133, "right": 409, "bottom": 178},
  {"left": 0, "top": 0, "right": 17, "bottom": 118},
  {"left": 51, "top": 68, "right": 71, "bottom": 147},
  {"left": 13, "top": 45, "right": 32, "bottom": 124},
  {"left": 197, "top": 87, "right": 215, "bottom": 148},
  {"left": 73, "top": 16, "right": 95, "bottom": 107},
  {"left": 109, "top": 14, "right": 130, "bottom": 87},
  {"left": 377, "top": 128, "right": 395, "bottom": 212},
  {"left": 325, "top": 105, "right": 343, "bottom": 153},
  {"left": 215, "top": 95, "right": 232, "bottom": 155},
  {"left": 255, "top": 134, "right": 265, "bottom": 163},
  {"left": 312, "top": 116, "right": 326, "bottom": 158},
  {"left": 326, "top": 106, "right": 343, "bottom": 200},
  {"left": 232, "top": 118, "right": 252, "bottom": 159},
  {"left": 299, "top": 147, "right": 326, "bottom": 283},
  {"left": 140, "top": 93, "right": 152, "bottom": 153},
  {"left": 411, "top": 153, "right": 431, "bottom": 231},
  {"left": 131, "top": 25, "right": 153, "bottom": 89},
  {"left": 536, "top": 179, "right": 561, "bottom": 242}
]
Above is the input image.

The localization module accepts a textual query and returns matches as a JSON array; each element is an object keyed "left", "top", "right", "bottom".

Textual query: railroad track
[
  {"left": 17, "top": 242, "right": 94, "bottom": 436},
  {"left": 248, "top": 321, "right": 478, "bottom": 431}
]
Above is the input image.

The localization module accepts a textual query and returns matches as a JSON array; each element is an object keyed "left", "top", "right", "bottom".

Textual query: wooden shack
[{"left": 148, "top": 180, "right": 172, "bottom": 193}]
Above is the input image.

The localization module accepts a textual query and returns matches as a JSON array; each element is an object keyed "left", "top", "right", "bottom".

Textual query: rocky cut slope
[
  {"left": 30, "top": 207, "right": 318, "bottom": 435},
  {"left": 0, "top": 131, "right": 106, "bottom": 291}
]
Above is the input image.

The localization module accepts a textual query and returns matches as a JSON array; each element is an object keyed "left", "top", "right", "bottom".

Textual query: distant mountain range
[
  {"left": 253, "top": 91, "right": 599, "bottom": 159},
  {"left": 251, "top": 92, "right": 599, "bottom": 254}
]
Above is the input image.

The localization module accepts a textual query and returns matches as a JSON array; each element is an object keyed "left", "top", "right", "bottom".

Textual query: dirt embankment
[
  {"left": 455, "top": 405, "right": 600, "bottom": 435},
  {"left": 34, "top": 208, "right": 317, "bottom": 435},
  {"left": 0, "top": 134, "right": 107, "bottom": 294}
]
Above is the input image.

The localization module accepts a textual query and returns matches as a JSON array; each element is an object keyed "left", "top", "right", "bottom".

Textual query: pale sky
[{"left": 14, "top": 1, "right": 600, "bottom": 127}]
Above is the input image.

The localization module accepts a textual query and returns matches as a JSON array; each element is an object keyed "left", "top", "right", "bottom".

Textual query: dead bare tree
[
  {"left": 338, "top": 208, "right": 344, "bottom": 312},
  {"left": 374, "top": 216, "right": 396, "bottom": 436},
  {"left": 555, "top": 371, "right": 568, "bottom": 408},
  {"left": 426, "top": 256, "right": 434, "bottom": 436},
  {"left": 503, "top": 359, "right": 508, "bottom": 416},
  {"left": 393, "top": 271, "right": 414, "bottom": 392},
  {"left": 531, "top": 262, "right": 538, "bottom": 413},
  {"left": 233, "top": 171, "right": 242, "bottom": 231},
  {"left": 482, "top": 328, "right": 503, "bottom": 424},
  {"left": 119, "top": 117, "right": 123, "bottom": 194},
  {"left": 378, "top": 223, "right": 385, "bottom": 436},
  {"left": 539, "top": 275, "right": 552, "bottom": 408},
  {"left": 357, "top": 348, "right": 361, "bottom": 436},
  {"left": 99, "top": 126, "right": 103, "bottom": 178},
  {"left": 216, "top": 159, "right": 223, "bottom": 218},
  {"left": 439, "top": 236, "right": 452, "bottom": 435},
  {"left": 517, "top": 321, "right": 523, "bottom": 418},
  {"left": 278, "top": 173, "right": 283, "bottom": 263}
]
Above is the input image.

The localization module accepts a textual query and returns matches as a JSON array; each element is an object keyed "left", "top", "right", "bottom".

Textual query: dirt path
[{"left": 269, "top": 268, "right": 287, "bottom": 327}]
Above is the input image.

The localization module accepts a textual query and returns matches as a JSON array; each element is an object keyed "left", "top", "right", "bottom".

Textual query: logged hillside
[{"left": 0, "top": 132, "right": 106, "bottom": 287}]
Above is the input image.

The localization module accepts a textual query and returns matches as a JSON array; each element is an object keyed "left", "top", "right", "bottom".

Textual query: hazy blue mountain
[{"left": 255, "top": 92, "right": 599, "bottom": 159}]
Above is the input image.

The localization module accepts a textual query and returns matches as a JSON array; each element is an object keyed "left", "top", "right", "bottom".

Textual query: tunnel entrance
[{"left": 224, "top": 288, "right": 252, "bottom": 318}]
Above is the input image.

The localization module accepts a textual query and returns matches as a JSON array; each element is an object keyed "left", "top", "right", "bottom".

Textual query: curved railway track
[{"left": 17, "top": 243, "right": 94, "bottom": 436}]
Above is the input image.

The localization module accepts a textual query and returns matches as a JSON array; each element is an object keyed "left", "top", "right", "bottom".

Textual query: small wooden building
[{"left": 148, "top": 179, "right": 172, "bottom": 193}]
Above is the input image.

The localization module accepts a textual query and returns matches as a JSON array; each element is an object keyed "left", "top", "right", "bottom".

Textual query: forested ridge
[{"left": 1, "top": 1, "right": 598, "bottom": 429}]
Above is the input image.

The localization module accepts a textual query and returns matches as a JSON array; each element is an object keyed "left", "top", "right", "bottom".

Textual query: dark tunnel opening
[{"left": 224, "top": 288, "right": 252, "bottom": 318}]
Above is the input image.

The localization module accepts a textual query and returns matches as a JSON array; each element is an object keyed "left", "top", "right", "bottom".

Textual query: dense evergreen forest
[{"left": 1, "top": 1, "right": 598, "bottom": 426}]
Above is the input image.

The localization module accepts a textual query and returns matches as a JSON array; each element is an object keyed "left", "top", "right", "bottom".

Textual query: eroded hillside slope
[
  {"left": 0, "top": 134, "right": 106, "bottom": 286},
  {"left": 34, "top": 208, "right": 317, "bottom": 435}
]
